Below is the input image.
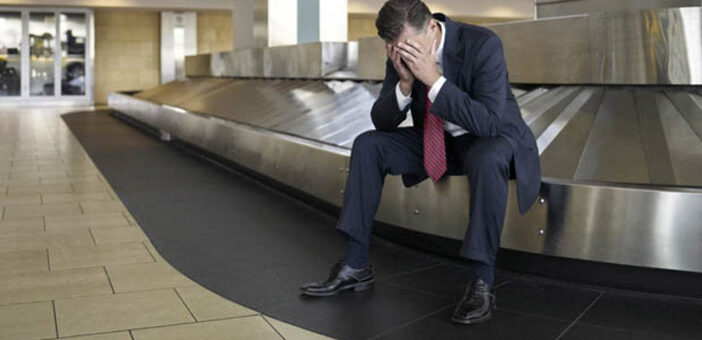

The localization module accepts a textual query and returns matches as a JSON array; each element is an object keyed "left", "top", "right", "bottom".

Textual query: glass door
[
  {"left": 0, "top": 11, "right": 22, "bottom": 97},
  {"left": 60, "top": 12, "right": 86, "bottom": 96},
  {"left": 29, "top": 11, "right": 55, "bottom": 96},
  {"left": 0, "top": 7, "right": 92, "bottom": 104}
]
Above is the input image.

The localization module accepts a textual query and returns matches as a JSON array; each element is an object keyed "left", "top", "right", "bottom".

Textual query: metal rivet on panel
[
  {"left": 340, "top": 190, "right": 344, "bottom": 194},
  {"left": 413, "top": 209, "right": 420, "bottom": 215},
  {"left": 538, "top": 228, "right": 545, "bottom": 235},
  {"left": 539, "top": 197, "right": 546, "bottom": 204},
  {"left": 345, "top": 168, "right": 350, "bottom": 172},
  {"left": 339, "top": 167, "right": 344, "bottom": 172}
]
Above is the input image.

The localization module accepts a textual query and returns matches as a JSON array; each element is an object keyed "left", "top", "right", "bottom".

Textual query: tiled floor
[
  {"left": 0, "top": 107, "right": 331, "bottom": 340},
  {"left": 62, "top": 108, "right": 702, "bottom": 340}
]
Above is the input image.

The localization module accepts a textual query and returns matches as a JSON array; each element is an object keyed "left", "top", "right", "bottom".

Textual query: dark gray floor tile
[
  {"left": 264, "top": 282, "right": 453, "bottom": 340},
  {"left": 376, "top": 307, "right": 569, "bottom": 340},
  {"left": 577, "top": 292, "right": 702, "bottom": 339},
  {"left": 383, "top": 263, "right": 518, "bottom": 299},
  {"left": 560, "top": 323, "right": 697, "bottom": 340},
  {"left": 494, "top": 277, "right": 602, "bottom": 321}
]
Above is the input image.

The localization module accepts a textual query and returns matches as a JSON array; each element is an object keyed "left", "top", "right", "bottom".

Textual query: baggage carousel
[{"left": 109, "top": 7, "right": 702, "bottom": 275}]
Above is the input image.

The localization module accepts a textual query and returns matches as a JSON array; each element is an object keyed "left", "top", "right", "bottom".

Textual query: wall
[
  {"left": 94, "top": 9, "right": 160, "bottom": 104},
  {"left": 348, "top": 13, "right": 527, "bottom": 41},
  {"left": 349, "top": 0, "right": 535, "bottom": 18},
  {"left": 197, "top": 10, "right": 233, "bottom": 54},
  {"left": 536, "top": 0, "right": 700, "bottom": 18}
]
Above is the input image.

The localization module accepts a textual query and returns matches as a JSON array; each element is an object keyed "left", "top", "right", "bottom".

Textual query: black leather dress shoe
[
  {"left": 451, "top": 278, "right": 495, "bottom": 324},
  {"left": 300, "top": 260, "right": 374, "bottom": 296}
]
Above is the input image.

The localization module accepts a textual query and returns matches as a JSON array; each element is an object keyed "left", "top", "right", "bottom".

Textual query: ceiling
[{"left": 0, "top": 0, "right": 535, "bottom": 18}]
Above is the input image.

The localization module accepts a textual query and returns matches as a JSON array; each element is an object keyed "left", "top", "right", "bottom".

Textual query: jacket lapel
[{"left": 434, "top": 13, "right": 462, "bottom": 87}]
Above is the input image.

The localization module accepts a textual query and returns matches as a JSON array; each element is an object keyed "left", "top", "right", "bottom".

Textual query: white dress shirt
[{"left": 395, "top": 20, "right": 468, "bottom": 137}]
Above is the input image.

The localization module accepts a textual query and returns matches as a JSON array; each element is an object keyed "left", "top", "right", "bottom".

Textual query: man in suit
[{"left": 301, "top": 0, "right": 541, "bottom": 324}]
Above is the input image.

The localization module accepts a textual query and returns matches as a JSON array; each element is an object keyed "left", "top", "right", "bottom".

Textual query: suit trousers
[{"left": 336, "top": 127, "right": 514, "bottom": 267}]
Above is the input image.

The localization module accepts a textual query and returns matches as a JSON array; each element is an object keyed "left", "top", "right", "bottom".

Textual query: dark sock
[
  {"left": 469, "top": 260, "right": 494, "bottom": 287},
  {"left": 343, "top": 235, "right": 370, "bottom": 269}
]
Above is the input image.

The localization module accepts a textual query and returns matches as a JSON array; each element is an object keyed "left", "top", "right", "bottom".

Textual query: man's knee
[
  {"left": 352, "top": 130, "right": 383, "bottom": 155},
  {"left": 463, "top": 140, "right": 508, "bottom": 175}
]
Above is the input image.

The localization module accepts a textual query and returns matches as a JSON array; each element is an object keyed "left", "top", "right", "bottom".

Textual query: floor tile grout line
[
  {"left": 142, "top": 241, "right": 158, "bottom": 262},
  {"left": 494, "top": 277, "right": 519, "bottom": 290},
  {"left": 0, "top": 281, "right": 201, "bottom": 308},
  {"left": 46, "top": 248, "right": 52, "bottom": 271},
  {"left": 376, "top": 263, "right": 444, "bottom": 282},
  {"left": 51, "top": 300, "right": 59, "bottom": 339},
  {"left": 103, "top": 266, "right": 116, "bottom": 294},
  {"left": 88, "top": 227, "right": 98, "bottom": 245},
  {"left": 261, "top": 314, "right": 288, "bottom": 340},
  {"left": 381, "top": 281, "right": 456, "bottom": 300},
  {"left": 365, "top": 303, "right": 455, "bottom": 340},
  {"left": 554, "top": 291, "right": 603, "bottom": 340},
  {"left": 58, "top": 313, "right": 264, "bottom": 339},
  {"left": 173, "top": 287, "right": 198, "bottom": 323}
]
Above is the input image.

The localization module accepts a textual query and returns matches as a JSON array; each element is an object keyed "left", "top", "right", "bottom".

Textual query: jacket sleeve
[
  {"left": 430, "top": 34, "right": 507, "bottom": 138},
  {"left": 370, "top": 59, "right": 411, "bottom": 131}
]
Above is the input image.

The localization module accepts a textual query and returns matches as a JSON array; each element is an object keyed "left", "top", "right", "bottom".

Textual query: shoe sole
[
  {"left": 451, "top": 298, "right": 496, "bottom": 325},
  {"left": 300, "top": 280, "right": 375, "bottom": 297},
  {"left": 451, "top": 311, "right": 492, "bottom": 325}
]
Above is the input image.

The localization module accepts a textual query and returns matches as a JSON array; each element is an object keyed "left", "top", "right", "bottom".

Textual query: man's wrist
[
  {"left": 399, "top": 80, "right": 413, "bottom": 96},
  {"left": 424, "top": 73, "right": 441, "bottom": 88}
]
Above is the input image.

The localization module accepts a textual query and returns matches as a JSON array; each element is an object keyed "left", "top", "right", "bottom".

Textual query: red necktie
[{"left": 423, "top": 87, "right": 447, "bottom": 181}]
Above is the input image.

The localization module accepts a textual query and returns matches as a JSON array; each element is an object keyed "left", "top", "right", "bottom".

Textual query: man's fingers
[
  {"left": 404, "top": 39, "right": 424, "bottom": 54},
  {"left": 397, "top": 43, "right": 420, "bottom": 59},
  {"left": 398, "top": 42, "right": 421, "bottom": 56}
]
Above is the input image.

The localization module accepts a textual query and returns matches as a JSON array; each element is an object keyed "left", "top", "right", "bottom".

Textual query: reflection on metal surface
[
  {"left": 490, "top": 7, "right": 702, "bottom": 84},
  {"left": 109, "top": 77, "right": 702, "bottom": 273},
  {"left": 188, "top": 42, "right": 354, "bottom": 79},
  {"left": 350, "top": 7, "right": 702, "bottom": 85},
  {"left": 536, "top": 0, "right": 700, "bottom": 18}
]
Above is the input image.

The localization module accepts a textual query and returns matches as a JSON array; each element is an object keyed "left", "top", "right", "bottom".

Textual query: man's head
[{"left": 376, "top": 0, "right": 438, "bottom": 48}]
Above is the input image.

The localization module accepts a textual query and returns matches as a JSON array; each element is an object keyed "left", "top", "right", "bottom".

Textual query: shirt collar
[{"left": 435, "top": 20, "right": 446, "bottom": 64}]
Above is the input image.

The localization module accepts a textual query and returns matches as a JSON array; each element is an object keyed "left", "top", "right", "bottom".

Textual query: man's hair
[{"left": 375, "top": 0, "right": 432, "bottom": 42}]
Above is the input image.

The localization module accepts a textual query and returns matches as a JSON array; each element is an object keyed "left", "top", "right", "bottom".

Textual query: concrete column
[
  {"left": 232, "top": 0, "right": 255, "bottom": 50},
  {"left": 233, "top": 0, "right": 298, "bottom": 49},
  {"left": 161, "top": 11, "right": 197, "bottom": 83},
  {"left": 298, "top": 0, "right": 347, "bottom": 43}
]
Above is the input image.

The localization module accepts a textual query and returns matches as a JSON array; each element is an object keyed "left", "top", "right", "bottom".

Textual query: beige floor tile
[
  {"left": 106, "top": 262, "right": 196, "bottom": 293},
  {"left": 0, "top": 229, "right": 94, "bottom": 251},
  {"left": 142, "top": 241, "right": 165, "bottom": 262},
  {"left": 122, "top": 211, "right": 138, "bottom": 226},
  {"left": 0, "top": 216, "right": 44, "bottom": 233},
  {"left": 42, "top": 177, "right": 103, "bottom": 187},
  {"left": 73, "top": 185, "right": 108, "bottom": 194},
  {"left": 4, "top": 177, "right": 40, "bottom": 186},
  {"left": 7, "top": 184, "right": 74, "bottom": 196},
  {"left": 58, "top": 332, "right": 132, "bottom": 340},
  {"left": 176, "top": 286, "right": 258, "bottom": 322},
  {"left": 132, "top": 316, "right": 281, "bottom": 340},
  {"left": 264, "top": 316, "right": 335, "bottom": 340},
  {"left": 43, "top": 192, "right": 113, "bottom": 204},
  {"left": 0, "top": 249, "right": 49, "bottom": 274},
  {"left": 55, "top": 289, "right": 194, "bottom": 337},
  {"left": 0, "top": 194, "right": 42, "bottom": 207},
  {"left": 3, "top": 202, "right": 82, "bottom": 219},
  {"left": 0, "top": 267, "right": 112, "bottom": 305},
  {"left": 50, "top": 242, "right": 154, "bottom": 270},
  {"left": 91, "top": 226, "right": 149, "bottom": 244},
  {"left": 45, "top": 213, "right": 130, "bottom": 231},
  {"left": 0, "top": 301, "right": 55, "bottom": 340},
  {"left": 80, "top": 201, "right": 127, "bottom": 215}
]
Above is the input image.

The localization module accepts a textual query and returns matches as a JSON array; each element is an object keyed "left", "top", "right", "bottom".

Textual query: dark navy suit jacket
[{"left": 369, "top": 13, "right": 541, "bottom": 214}]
